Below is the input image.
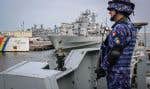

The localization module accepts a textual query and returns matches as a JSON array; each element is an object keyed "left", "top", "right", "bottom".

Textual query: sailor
[{"left": 95, "top": 0, "right": 137, "bottom": 89}]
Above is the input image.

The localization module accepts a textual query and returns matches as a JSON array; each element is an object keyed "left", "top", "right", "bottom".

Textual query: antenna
[
  {"left": 144, "top": 25, "right": 147, "bottom": 47},
  {"left": 23, "top": 21, "right": 24, "bottom": 30},
  {"left": 105, "top": 17, "right": 108, "bottom": 26},
  {"left": 21, "top": 21, "right": 25, "bottom": 30}
]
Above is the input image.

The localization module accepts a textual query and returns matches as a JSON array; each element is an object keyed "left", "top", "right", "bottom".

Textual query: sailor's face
[
  {"left": 108, "top": 10, "right": 116, "bottom": 21},
  {"left": 109, "top": 10, "right": 116, "bottom": 17}
]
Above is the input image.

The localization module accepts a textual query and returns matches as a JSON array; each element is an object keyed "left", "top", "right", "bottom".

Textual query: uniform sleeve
[
  {"left": 109, "top": 24, "right": 129, "bottom": 48},
  {"left": 101, "top": 24, "right": 131, "bottom": 70}
]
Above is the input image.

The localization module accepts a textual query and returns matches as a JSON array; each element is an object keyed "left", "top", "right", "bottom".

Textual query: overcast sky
[{"left": 0, "top": 0, "right": 150, "bottom": 31}]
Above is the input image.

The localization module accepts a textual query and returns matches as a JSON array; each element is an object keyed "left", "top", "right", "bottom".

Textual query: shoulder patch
[{"left": 112, "top": 32, "right": 117, "bottom": 36}]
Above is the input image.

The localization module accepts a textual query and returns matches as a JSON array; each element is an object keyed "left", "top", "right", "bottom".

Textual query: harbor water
[{"left": 0, "top": 50, "right": 56, "bottom": 72}]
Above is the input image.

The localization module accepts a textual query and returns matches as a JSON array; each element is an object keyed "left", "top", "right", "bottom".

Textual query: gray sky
[{"left": 0, "top": 0, "right": 150, "bottom": 31}]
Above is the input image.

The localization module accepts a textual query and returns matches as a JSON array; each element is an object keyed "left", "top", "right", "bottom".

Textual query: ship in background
[
  {"left": 0, "top": 25, "right": 53, "bottom": 52},
  {"left": 0, "top": 30, "right": 33, "bottom": 52},
  {"left": 0, "top": 36, "right": 29, "bottom": 52},
  {"left": 49, "top": 9, "right": 111, "bottom": 50}
]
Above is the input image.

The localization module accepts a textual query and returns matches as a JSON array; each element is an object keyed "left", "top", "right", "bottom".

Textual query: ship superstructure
[{"left": 54, "top": 9, "right": 109, "bottom": 36}]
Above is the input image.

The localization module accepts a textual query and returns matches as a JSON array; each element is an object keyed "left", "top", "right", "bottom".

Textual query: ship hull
[
  {"left": 0, "top": 36, "right": 29, "bottom": 52},
  {"left": 49, "top": 35, "right": 104, "bottom": 50}
]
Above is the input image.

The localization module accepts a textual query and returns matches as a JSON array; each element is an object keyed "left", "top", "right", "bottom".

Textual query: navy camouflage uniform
[
  {"left": 99, "top": 0, "right": 136, "bottom": 89},
  {"left": 100, "top": 19, "right": 137, "bottom": 89}
]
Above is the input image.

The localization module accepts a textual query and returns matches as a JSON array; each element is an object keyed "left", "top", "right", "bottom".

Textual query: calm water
[{"left": 0, "top": 50, "right": 56, "bottom": 72}]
